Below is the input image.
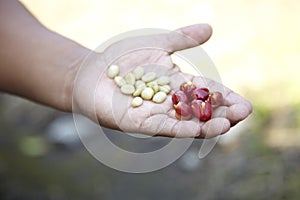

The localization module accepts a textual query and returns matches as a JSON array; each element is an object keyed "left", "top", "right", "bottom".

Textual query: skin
[{"left": 0, "top": 1, "right": 252, "bottom": 138}]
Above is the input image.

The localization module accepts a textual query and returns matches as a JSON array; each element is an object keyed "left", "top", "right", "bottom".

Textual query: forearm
[{"left": 0, "top": 0, "right": 90, "bottom": 111}]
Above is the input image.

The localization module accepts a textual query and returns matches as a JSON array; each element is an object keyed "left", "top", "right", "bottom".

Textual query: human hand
[{"left": 73, "top": 24, "right": 252, "bottom": 138}]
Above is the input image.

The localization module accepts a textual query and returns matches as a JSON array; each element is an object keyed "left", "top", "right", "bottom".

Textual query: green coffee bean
[
  {"left": 157, "top": 76, "right": 170, "bottom": 85},
  {"left": 135, "top": 80, "right": 146, "bottom": 88},
  {"left": 133, "top": 85, "right": 146, "bottom": 97},
  {"left": 107, "top": 65, "right": 120, "bottom": 78},
  {"left": 142, "top": 72, "right": 156, "bottom": 83},
  {"left": 114, "top": 76, "right": 126, "bottom": 87},
  {"left": 131, "top": 97, "right": 143, "bottom": 107},
  {"left": 121, "top": 84, "right": 135, "bottom": 95},
  {"left": 133, "top": 66, "right": 144, "bottom": 80},
  {"left": 152, "top": 91, "right": 167, "bottom": 103},
  {"left": 125, "top": 72, "right": 136, "bottom": 85},
  {"left": 141, "top": 87, "right": 154, "bottom": 100},
  {"left": 159, "top": 85, "right": 171, "bottom": 94}
]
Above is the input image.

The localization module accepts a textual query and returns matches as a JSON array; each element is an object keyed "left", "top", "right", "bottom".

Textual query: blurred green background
[{"left": 0, "top": 0, "right": 299, "bottom": 199}]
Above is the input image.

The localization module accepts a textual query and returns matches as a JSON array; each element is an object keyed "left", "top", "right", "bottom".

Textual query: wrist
[
  {"left": 62, "top": 46, "right": 93, "bottom": 113},
  {"left": 72, "top": 52, "right": 107, "bottom": 120},
  {"left": 62, "top": 53, "right": 85, "bottom": 112},
  {"left": 29, "top": 33, "right": 92, "bottom": 113}
]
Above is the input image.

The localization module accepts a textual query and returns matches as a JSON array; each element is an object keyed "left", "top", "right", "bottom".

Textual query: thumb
[
  {"left": 102, "top": 24, "right": 212, "bottom": 64},
  {"left": 165, "top": 23, "right": 212, "bottom": 52}
]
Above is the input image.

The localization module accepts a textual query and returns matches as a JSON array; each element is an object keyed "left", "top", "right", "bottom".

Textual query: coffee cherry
[
  {"left": 179, "top": 81, "right": 196, "bottom": 100},
  {"left": 174, "top": 102, "right": 192, "bottom": 116},
  {"left": 191, "top": 100, "right": 212, "bottom": 121},
  {"left": 192, "top": 88, "right": 210, "bottom": 101},
  {"left": 190, "top": 99, "right": 203, "bottom": 119},
  {"left": 172, "top": 90, "right": 188, "bottom": 104},
  {"left": 173, "top": 102, "right": 192, "bottom": 120},
  {"left": 208, "top": 91, "right": 223, "bottom": 108},
  {"left": 175, "top": 112, "right": 192, "bottom": 120},
  {"left": 171, "top": 82, "right": 221, "bottom": 122}
]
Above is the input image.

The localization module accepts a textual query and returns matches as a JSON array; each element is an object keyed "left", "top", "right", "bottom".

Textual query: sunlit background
[{"left": 0, "top": 0, "right": 299, "bottom": 199}]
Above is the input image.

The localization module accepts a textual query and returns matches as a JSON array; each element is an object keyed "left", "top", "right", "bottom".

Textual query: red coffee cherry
[
  {"left": 179, "top": 81, "right": 197, "bottom": 101},
  {"left": 173, "top": 82, "right": 217, "bottom": 122},
  {"left": 172, "top": 90, "right": 188, "bottom": 105},
  {"left": 191, "top": 100, "right": 212, "bottom": 121},
  {"left": 208, "top": 91, "right": 223, "bottom": 108},
  {"left": 192, "top": 88, "right": 210, "bottom": 101},
  {"left": 173, "top": 102, "right": 192, "bottom": 120}
]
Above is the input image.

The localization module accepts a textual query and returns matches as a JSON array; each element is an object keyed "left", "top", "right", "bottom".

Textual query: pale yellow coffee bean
[
  {"left": 114, "top": 76, "right": 126, "bottom": 87},
  {"left": 152, "top": 92, "right": 167, "bottom": 103},
  {"left": 125, "top": 72, "right": 136, "bottom": 85},
  {"left": 159, "top": 85, "right": 171, "bottom": 94},
  {"left": 133, "top": 85, "right": 146, "bottom": 97},
  {"left": 141, "top": 87, "right": 154, "bottom": 100},
  {"left": 135, "top": 80, "right": 145, "bottom": 88},
  {"left": 133, "top": 66, "right": 144, "bottom": 80},
  {"left": 152, "top": 83, "right": 159, "bottom": 93},
  {"left": 121, "top": 84, "right": 135, "bottom": 95},
  {"left": 142, "top": 72, "right": 156, "bottom": 83},
  {"left": 107, "top": 65, "right": 119, "bottom": 78},
  {"left": 146, "top": 81, "right": 159, "bottom": 93},
  {"left": 146, "top": 80, "right": 157, "bottom": 87},
  {"left": 157, "top": 76, "right": 170, "bottom": 85},
  {"left": 131, "top": 97, "right": 143, "bottom": 107}
]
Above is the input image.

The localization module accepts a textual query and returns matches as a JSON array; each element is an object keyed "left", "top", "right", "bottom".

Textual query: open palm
[{"left": 74, "top": 24, "right": 252, "bottom": 138}]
